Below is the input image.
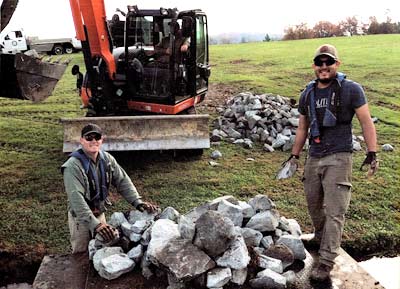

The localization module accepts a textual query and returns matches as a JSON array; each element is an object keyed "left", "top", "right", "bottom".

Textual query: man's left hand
[
  {"left": 360, "top": 151, "right": 378, "bottom": 177},
  {"left": 137, "top": 201, "right": 159, "bottom": 213}
]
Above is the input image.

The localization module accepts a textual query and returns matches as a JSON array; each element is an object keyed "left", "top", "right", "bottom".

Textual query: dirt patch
[
  {"left": 229, "top": 59, "right": 250, "bottom": 64},
  {"left": 197, "top": 82, "right": 250, "bottom": 115},
  {"left": 0, "top": 250, "right": 42, "bottom": 286}
]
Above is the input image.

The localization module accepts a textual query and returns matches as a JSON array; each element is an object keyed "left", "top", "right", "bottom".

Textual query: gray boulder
[
  {"left": 194, "top": 211, "right": 236, "bottom": 257},
  {"left": 157, "top": 239, "right": 215, "bottom": 281}
]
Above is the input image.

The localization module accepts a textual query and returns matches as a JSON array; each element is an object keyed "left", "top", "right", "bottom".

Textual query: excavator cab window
[
  {"left": 195, "top": 15, "right": 210, "bottom": 94},
  {"left": 126, "top": 16, "right": 154, "bottom": 47}
]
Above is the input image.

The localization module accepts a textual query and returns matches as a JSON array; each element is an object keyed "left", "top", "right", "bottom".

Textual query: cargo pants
[
  {"left": 68, "top": 211, "right": 106, "bottom": 254},
  {"left": 303, "top": 152, "right": 352, "bottom": 267}
]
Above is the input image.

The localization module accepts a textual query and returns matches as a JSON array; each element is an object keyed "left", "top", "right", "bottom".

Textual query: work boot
[{"left": 310, "top": 263, "right": 333, "bottom": 281}]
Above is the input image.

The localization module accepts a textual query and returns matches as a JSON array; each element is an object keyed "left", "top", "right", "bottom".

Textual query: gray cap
[
  {"left": 81, "top": 123, "right": 102, "bottom": 137},
  {"left": 314, "top": 44, "right": 339, "bottom": 60}
]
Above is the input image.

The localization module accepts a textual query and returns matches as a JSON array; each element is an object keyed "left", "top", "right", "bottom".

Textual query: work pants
[
  {"left": 303, "top": 152, "right": 352, "bottom": 267},
  {"left": 68, "top": 211, "right": 106, "bottom": 254}
]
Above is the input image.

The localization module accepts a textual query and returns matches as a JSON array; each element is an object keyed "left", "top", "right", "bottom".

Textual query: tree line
[{"left": 282, "top": 16, "right": 399, "bottom": 40}]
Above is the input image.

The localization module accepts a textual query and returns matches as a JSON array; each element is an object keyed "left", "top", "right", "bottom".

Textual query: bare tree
[
  {"left": 340, "top": 16, "right": 359, "bottom": 36},
  {"left": 313, "top": 21, "right": 341, "bottom": 38}
]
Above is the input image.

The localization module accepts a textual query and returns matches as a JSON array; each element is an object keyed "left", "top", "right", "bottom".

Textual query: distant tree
[
  {"left": 283, "top": 23, "right": 313, "bottom": 40},
  {"left": 220, "top": 36, "right": 232, "bottom": 44},
  {"left": 380, "top": 16, "right": 397, "bottom": 34},
  {"left": 313, "top": 21, "right": 340, "bottom": 38},
  {"left": 296, "top": 23, "right": 313, "bottom": 39},
  {"left": 368, "top": 16, "right": 380, "bottom": 34},
  {"left": 264, "top": 34, "right": 271, "bottom": 42},
  {"left": 209, "top": 36, "right": 219, "bottom": 45},
  {"left": 340, "top": 16, "right": 359, "bottom": 36},
  {"left": 240, "top": 36, "right": 248, "bottom": 43},
  {"left": 283, "top": 27, "right": 297, "bottom": 40}
]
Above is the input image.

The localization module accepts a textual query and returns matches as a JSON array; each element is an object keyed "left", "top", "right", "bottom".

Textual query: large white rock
[
  {"left": 250, "top": 268, "right": 286, "bottom": 289},
  {"left": 108, "top": 212, "right": 128, "bottom": 227},
  {"left": 147, "top": 219, "right": 180, "bottom": 265},
  {"left": 245, "top": 211, "right": 279, "bottom": 232},
  {"left": 93, "top": 247, "right": 123, "bottom": 271},
  {"left": 231, "top": 268, "right": 248, "bottom": 285},
  {"left": 127, "top": 244, "right": 144, "bottom": 263},
  {"left": 216, "top": 234, "right": 250, "bottom": 270},
  {"left": 98, "top": 253, "right": 135, "bottom": 280},
  {"left": 257, "top": 255, "right": 283, "bottom": 274},
  {"left": 276, "top": 235, "right": 306, "bottom": 260},
  {"left": 217, "top": 199, "right": 243, "bottom": 226},
  {"left": 207, "top": 267, "right": 232, "bottom": 288}
]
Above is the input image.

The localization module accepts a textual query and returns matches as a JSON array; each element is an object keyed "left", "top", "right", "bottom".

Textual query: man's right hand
[
  {"left": 284, "top": 154, "right": 299, "bottom": 166},
  {"left": 95, "top": 223, "right": 116, "bottom": 242},
  {"left": 277, "top": 154, "right": 299, "bottom": 179}
]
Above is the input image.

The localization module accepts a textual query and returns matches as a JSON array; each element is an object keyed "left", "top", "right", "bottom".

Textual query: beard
[{"left": 318, "top": 77, "right": 333, "bottom": 84}]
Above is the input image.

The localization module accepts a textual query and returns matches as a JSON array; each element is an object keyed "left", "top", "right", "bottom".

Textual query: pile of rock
[
  {"left": 89, "top": 195, "right": 308, "bottom": 289},
  {"left": 211, "top": 92, "right": 300, "bottom": 152}
]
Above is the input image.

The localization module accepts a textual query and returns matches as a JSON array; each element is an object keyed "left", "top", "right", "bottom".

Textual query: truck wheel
[
  {"left": 65, "top": 47, "right": 74, "bottom": 54},
  {"left": 52, "top": 45, "right": 63, "bottom": 55}
]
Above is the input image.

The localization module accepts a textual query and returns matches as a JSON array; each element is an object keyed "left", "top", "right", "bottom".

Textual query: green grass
[{"left": 0, "top": 35, "right": 399, "bottom": 259}]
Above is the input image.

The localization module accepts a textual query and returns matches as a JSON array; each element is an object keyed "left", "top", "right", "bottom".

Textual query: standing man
[
  {"left": 287, "top": 44, "right": 377, "bottom": 281},
  {"left": 62, "top": 124, "right": 158, "bottom": 253}
]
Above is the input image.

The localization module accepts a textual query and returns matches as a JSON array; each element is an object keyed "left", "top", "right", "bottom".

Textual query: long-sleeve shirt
[{"left": 62, "top": 150, "right": 142, "bottom": 232}]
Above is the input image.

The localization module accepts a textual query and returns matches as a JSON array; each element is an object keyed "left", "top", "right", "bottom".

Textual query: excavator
[{"left": 1, "top": 0, "right": 211, "bottom": 153}]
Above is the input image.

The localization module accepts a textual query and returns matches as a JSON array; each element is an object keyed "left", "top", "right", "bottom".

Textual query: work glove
[
  {"left": 95, "top": 223, "right": 116, "bottom": 243},
  {"left": 277, "top": 154, "right": 299, "bottom": 179},
  {"left": 136, "top": 201, "right": 159, "bottom": 213},
  {"left": 360, "top": 151, "right": 378, "bottom": 177}
]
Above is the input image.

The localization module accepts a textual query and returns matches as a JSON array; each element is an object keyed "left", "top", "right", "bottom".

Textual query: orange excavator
[
  {"left": 62, "top": 0, "right": 211, "bottom": 152},
  {"left": 1, "top": 0, "right": 211, "bottom": 153}
]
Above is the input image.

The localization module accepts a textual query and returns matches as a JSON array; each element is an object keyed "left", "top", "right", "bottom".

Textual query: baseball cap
[
  {"left": 81, "top": 123, "right": 102, "bottom": 137},
  {"left": 314, "top": 44, "right": 339, "bottom": 60}
]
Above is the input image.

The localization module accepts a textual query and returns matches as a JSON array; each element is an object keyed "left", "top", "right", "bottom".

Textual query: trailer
[{"left": 0, "top": 29, "right": 81, "bottom": 55}]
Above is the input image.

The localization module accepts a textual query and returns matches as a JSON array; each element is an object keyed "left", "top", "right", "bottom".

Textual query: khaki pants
[
  {"left": 68, "top": 211, "right": 106, "bottom": 254},
  {"left": 303, "top": 152, "right": 352, "bottom": 267}
]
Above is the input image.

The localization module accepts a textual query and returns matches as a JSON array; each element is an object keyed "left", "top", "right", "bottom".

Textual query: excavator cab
[{"left": 75, "top": 6, "right": 210, "bottom": 116}]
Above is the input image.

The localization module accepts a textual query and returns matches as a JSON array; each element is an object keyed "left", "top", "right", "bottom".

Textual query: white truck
[{"left": 0, "top": 29, "right": 81, "bottom": 55}]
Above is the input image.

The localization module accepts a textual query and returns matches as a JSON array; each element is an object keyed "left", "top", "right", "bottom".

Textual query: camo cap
[{"left": 314, "top": 44, "right": 339, "bottom": 60}]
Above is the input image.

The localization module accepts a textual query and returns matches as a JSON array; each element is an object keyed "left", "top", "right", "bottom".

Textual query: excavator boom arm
[{"left": 68, "top": 0, "right": 116, "bottom": 79}]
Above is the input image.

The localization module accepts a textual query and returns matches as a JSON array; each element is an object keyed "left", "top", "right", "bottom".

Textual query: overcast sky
[{"left": 3, "top": 0, "right": 399, "bottom": 38}]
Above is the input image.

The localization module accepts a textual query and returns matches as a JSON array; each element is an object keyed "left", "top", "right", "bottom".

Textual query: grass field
[{"left": 0, "top": 34, "right": 399, "bottom": 262}]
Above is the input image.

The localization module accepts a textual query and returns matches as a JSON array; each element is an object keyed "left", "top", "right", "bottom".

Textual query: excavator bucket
[
  {"left": 60, "top": 115, "right": 210, "bottom": 152},
  {"left": 0, "top": 53, "right": 67, "bottom": 102}
]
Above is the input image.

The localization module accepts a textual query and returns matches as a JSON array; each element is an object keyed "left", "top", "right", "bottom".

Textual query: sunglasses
[
  {"left": 314, "top": 57, "right": 336, "bottom": 66},
  {"left": 84, "top": 134, "right": 102, "bottom": 141}
]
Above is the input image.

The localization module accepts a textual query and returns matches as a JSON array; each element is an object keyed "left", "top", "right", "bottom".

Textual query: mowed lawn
[{"left": 0, "top": 34, "right": 399, "bottom": 259}]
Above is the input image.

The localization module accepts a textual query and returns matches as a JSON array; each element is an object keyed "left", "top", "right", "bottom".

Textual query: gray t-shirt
[{"left": 298, "top": 79, "right": 367, "bottom": 157}]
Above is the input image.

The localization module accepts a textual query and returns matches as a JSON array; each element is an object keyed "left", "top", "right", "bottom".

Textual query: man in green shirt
[{"left": 62, "top": 123, "right": 158, "bottom": 253}]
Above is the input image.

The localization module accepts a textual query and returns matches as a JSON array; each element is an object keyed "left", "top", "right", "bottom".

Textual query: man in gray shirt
[
  {"left": 62, "top": 123, "right": 157, "bottom": 253},
  {"left": 286, "top": 44, "right": 377, "bottom": 281}
]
